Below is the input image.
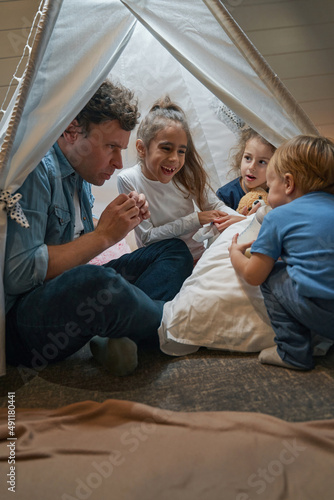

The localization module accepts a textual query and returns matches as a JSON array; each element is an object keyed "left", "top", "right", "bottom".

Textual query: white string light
[{"left": 0, "top": 2, "right": 45, "bottom": 118}]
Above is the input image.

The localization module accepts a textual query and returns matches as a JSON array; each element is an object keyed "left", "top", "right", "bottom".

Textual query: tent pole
[{"left": 202, "top": 0, "right": 319, "bottom": 136}]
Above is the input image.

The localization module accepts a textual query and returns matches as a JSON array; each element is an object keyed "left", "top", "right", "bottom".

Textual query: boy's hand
[
  {"left": 229, "top": 233, "right": 276, "bottom": 286},
  {"left": 228, "top": 233, "right": 255, "bottom": 256}
]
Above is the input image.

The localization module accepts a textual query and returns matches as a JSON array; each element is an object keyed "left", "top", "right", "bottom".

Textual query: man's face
[{"left": 69, "top": 120, "right": 130, "bottom": 186}]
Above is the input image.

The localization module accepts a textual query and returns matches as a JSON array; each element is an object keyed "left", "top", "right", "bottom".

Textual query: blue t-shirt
[
  {"left": 251, "top": 192, "right": 334, "bottom": 299},
  {"left": 216, "top": 177, "right": 245, "bottom": 210}
]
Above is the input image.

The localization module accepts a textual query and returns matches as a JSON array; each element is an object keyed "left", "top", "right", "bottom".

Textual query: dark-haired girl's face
[{"left": 138, "top": 123, "right": 187, "bottom": 183}]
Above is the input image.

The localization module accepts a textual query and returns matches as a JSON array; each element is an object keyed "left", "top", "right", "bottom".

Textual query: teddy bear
[{"left": 236, "top": 187, "right": 268, "bottom": 214}]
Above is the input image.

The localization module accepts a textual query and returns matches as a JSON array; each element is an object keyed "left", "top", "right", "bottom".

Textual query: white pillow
[{"left": 158, "top": 216, "right": 275, "bottom": 356}]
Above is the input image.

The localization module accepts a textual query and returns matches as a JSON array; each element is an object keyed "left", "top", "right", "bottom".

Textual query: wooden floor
[{"left": 1, "top": 341, "right": 334, "bottom": 422}]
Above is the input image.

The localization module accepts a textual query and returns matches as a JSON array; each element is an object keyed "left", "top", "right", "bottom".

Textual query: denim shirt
[{"left": 4, "top": 142, "right": 95, "bottom": 313}]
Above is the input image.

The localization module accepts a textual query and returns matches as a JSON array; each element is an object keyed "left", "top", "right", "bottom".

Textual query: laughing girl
[{"left": 117, "top": 96, "right": 238, "bottom": 262}]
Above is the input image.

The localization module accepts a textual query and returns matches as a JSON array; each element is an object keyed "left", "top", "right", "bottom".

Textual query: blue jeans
[
  {"left": 6, "top": 238, "right": 193, "bottom": 369},
  {"left": 261, "top": 262, "right": 334, "bottom": 370}
]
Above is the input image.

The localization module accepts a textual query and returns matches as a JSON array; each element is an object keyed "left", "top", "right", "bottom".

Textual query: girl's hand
[
  {"left": 239, "top": 203, "right": 262, "bottom": 216},
  {"left": 198, "top": 210, "right": 228, "bottom": 225},
  {"left": 213, "top": 215, "right": 246, "bottom": 232}
]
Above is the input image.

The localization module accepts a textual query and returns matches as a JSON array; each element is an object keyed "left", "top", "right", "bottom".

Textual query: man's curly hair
[{"left": 75, "top": 80, "right": 139, "bottom": 133}]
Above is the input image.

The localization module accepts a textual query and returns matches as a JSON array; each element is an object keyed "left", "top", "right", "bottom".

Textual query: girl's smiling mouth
[{"left": 161, "top": 165, "right": 177, "bottom": 175}]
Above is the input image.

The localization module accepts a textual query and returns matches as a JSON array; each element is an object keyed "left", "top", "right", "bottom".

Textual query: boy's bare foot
[{"left": 258, "top": 346, "right": 306, "bottom": 370}]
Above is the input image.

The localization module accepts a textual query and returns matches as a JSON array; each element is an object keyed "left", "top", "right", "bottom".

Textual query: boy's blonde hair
[{"left": 269, "top": 135, "right": 334, "bottom": 194}]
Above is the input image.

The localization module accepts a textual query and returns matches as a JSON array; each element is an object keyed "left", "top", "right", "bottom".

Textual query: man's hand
[
  {"left": 96, "top": 193, "right": 143, "bottom": 247},
  {"left": 128, "top": 191, "right": 150, "bottom": 221},
  {"left": 46, "top": 194, "right": 141, "bottom": 281}
]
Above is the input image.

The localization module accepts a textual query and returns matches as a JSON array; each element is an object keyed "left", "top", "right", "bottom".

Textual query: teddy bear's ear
[{"left": 237, "top": 192, "right": 255, "bottom": 213}]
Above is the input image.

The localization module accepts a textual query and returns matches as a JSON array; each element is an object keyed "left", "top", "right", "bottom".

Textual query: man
[{"left": 4, "top": 80, "right": 193, "bottom": 376}]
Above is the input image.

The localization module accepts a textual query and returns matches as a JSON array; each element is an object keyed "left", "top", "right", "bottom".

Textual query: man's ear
[
  {"left": 136, "top": 139, "right": 146, "bottom": 158},
  {"left": 284, "top": 173, "right": 295, "bottom": 195},
  {"left": 63, "top": 120, "right": 81, "bottom": 144}
]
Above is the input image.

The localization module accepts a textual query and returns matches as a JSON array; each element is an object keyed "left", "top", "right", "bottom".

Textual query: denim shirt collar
[{"left": 53, "top": 141, "right": 78, "bottom": 179}]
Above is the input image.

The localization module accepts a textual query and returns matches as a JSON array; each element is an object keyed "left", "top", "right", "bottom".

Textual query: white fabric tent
[{"left": 0, "top": 0, "right": 318, "bottom": 375}]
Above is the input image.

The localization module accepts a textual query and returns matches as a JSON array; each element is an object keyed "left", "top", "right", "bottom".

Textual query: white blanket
[{"left": 158, "top": 216, "right": 275, "bottom": 356}]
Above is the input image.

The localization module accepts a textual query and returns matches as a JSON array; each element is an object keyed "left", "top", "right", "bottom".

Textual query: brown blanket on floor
[{"left": 1, "top": 400, "right": 334, "bottom": 499}]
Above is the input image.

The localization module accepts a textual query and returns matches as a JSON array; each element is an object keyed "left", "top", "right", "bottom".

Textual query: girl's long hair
[{"left": 137, "top": 96, "right": 210, "bottom": 210}]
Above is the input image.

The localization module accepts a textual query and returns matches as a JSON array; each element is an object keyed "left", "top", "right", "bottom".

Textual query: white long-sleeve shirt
[{"left": 117, "top": 164, "right": 238, "bottom": 260}]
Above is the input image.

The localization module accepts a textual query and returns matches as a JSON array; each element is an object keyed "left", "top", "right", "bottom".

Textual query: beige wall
[
  {"left": 229, "top": 0, "right": 334, "bottom": 139},
  {"left": 0, "top": 0, "right": 40, "bottom": 108},
  {"left": 1, "top": 0, "right": 333, "bottom": 136}
]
